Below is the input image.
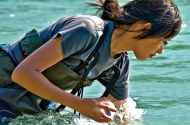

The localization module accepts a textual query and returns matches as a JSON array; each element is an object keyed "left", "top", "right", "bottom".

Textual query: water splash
[
  {"left": 9, "top": 97, "right": 145, "bottom": 125},
  {"left": 112, "top": 97, "right": 146, "bottom": 125}
]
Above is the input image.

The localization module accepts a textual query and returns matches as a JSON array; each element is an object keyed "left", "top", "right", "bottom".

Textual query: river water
[{"left": 0, "top": 0, "right": 189, "bottom": 125}]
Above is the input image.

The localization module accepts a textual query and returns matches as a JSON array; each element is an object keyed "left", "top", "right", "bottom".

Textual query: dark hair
[{"left": 88, "top": 0, "right": 182, "bottom": 39}]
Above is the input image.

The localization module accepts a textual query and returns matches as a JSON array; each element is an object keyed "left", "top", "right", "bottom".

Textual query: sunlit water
[{"left": 0, "top": 0, "right": 190, "bottom": 125}]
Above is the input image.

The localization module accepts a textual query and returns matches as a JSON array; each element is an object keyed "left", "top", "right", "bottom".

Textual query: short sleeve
[
  {"left": 99, "top": 53, "right": 130, "bottom": 100},
  {"left": 111, "top": 54, "right": 130, "bottom": 100},
  {"left": 53, "top": 18, "right": 99, "bottom": 58}
]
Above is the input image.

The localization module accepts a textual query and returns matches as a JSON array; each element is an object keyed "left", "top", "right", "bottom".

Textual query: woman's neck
[{"left": 110, "top": 25, "right": 135, "bottom": 58}]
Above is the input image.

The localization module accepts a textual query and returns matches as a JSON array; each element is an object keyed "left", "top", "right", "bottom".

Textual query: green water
[{"left": 0, "top": 0, "right": 190, "bottom": 125}]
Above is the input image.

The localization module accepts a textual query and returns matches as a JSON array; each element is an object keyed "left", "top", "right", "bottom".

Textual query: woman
[{"left": 0, "top": 0, "right": 181, "bottom": 124}]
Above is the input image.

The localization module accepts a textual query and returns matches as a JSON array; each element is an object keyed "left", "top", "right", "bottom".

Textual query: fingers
[
  {"left": 79, "top": 98, "right": 117, "bottom": 123},
  {"left": 85, "top": 108, "right": 112, "bottom": 123},
  {"left": 94, "top": 100, "right": 117, "bottom": 123},
  {"left": 114, "top": 100, "right": 127, "bottom": 112},
  {"left": 90, "top": 102, "right": 115, "bottom": 122},
  {"left": 102, "top": 105, "right": 117, "bottom": 112},
  {"left": 93, "top": 110, "right": 113, "bottom": 123},
  {"left": 98, "top": 102, "right": 117, "bottom": 112},
  {"left": 97, "top": 97, "right": 116, "bottom": 110}
]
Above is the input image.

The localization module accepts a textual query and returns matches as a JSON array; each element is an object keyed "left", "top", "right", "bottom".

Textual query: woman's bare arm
[{"left": 11, "top": 36, "right": 80, "bottom": 108}]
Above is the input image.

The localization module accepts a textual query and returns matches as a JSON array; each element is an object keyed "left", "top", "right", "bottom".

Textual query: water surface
[{"left": 0, "top": 0, "right": 189, "bottom": 125}]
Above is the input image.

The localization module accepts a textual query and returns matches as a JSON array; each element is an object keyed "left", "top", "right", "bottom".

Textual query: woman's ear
[
  {"left": 131, "top": 21, "right": 151, "bottom": 31},
  {"left": 131, "top": 22, "right": 151, "bottom": 39},
  {"left": 117, "top": 22, "right": 151, "bottom": 32},
  {"left": 143, "top": 22, "right": 151, "bottom": 30}
]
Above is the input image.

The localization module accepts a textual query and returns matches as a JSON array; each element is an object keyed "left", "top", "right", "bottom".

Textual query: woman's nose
[{"left": 157, "top": 46, "right": 163, "bottom": 54}]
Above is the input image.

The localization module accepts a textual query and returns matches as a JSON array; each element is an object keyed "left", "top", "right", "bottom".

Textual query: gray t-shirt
[{"left": 39, "top": 15, "right": 130, "bottom": 100}]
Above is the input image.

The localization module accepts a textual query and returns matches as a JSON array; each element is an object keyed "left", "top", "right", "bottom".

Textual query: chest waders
[{"left": 0, "top": 24, "right": 120, "bottom": 114}]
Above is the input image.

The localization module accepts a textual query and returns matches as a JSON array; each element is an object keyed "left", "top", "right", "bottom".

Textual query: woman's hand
[
  {"left": 107, "top": 94, "right": 126, "bottom": 111},
  {"left": 75, "top": 97, "right": 117, "bottom": 123},
  {"left": 107, "top": 94, "right": 130, "bottom": 122}
]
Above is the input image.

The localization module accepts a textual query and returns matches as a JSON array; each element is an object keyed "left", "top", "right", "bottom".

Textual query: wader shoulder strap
[
  {"left": 101, "top": 65, "right": 120, "bottom": 97},
  {"left": 56, "top": 24, "right": 110, "bottom": 112},
  {"left": 73, "top": 24, "right": 109, "bottom": 72},
  {"left": 11, "top": 42, "right": 25, "bottom": 64}
]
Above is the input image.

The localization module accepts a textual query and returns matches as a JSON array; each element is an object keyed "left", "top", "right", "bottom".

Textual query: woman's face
[
  {"left": 133, "top": 37, "right": 168, "bottom": 60},
  {"left": 113, "top": 22, "right": 170, "bottom": 60}
]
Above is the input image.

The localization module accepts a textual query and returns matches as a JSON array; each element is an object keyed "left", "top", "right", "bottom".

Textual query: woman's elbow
[
  {"left": 11, "top": 64, "right": 29, "bottom": 84},
  {"left": 11, "top": 67, "right": 21, "bottom": 83}
]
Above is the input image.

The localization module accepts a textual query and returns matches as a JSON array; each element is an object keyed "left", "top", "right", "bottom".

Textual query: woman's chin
[{"left": 135, "top": 56, "right": 148, "bottom": 61}]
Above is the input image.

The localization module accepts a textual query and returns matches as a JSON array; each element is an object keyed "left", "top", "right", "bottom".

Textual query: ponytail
[{"left": 88, "top": 0, "right": 122, "bottom": 22}]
